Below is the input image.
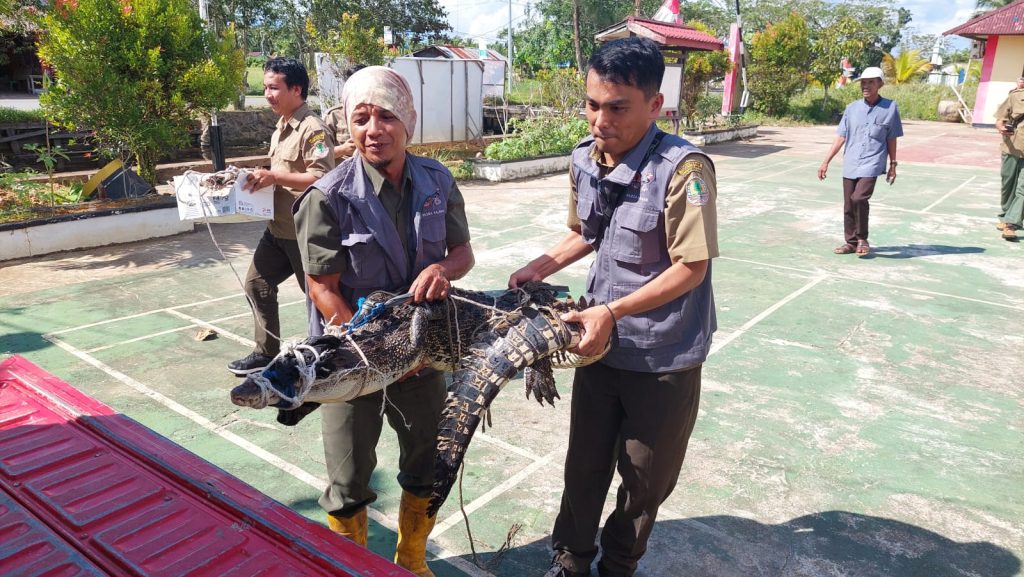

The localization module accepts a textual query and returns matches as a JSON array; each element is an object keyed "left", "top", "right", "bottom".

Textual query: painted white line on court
[
  {"left": 164, "top": 309, "right": 255, "bottom": 347},
  {"left": 475, "top": 431, "right": 545, "bottom": 462},
  {"left": 45, "top": 334, "right": 493, "bottom": 577},
  {"left": 719, "top": 256, "right": 1024, "bottom": 312},
  {"left": 434, "top": 451, "right": 558, "bottom": 537},
  {"left": 732, "top": 160, "right": 815, "bottom": 186},
  {"left": 794, "top": 195, "right": 994, "bottom": 223},
  {"left": 710, "top": 275, "right": 828, "bottom": 356},
  {"left": 49, "top": 293, "right": 245, "bottom": 335},
  {"left": 86, "top": 325, "right": 195, "bottom": 353},
  {"left": 82, "top": 307, "right": 300, "bottom": 354},
  {"left": 921, "top": 175, "right": 977, "bottom": 213}
]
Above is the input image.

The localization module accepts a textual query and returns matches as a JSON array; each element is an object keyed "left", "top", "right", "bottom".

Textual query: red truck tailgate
[{"left": 0, "top": 355, "right": 412, "bottom": 577}]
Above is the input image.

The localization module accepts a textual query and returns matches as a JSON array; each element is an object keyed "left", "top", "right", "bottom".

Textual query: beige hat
[
  {"left": 342, "top": 66, "right": 417, "bottom": 140},
  {"left": 856, "top": 66, "right": 885, "bottom": 82}
]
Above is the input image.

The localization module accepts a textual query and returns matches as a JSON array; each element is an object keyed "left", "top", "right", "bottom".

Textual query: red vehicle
[{"left": 0, "top": 355, "right": 411, "bottom": 577}]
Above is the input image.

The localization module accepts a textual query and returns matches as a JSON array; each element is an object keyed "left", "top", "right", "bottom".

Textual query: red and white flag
[{"left": 651, "top": 0, "right": 680, "bottom": 23}]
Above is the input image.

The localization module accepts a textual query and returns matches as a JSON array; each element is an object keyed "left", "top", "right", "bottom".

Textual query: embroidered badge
[
  {"left": 422, "top": 192, "right": 442, "bottom": 209},
  {"left": 313, "top": 141, "right": 328, "bottom": 159},
  {"left": 676, "top": 159, "right": 703, "bottom": 176},
  {"left": 685, "top": 175, "right": 709, "bottom": 207}
]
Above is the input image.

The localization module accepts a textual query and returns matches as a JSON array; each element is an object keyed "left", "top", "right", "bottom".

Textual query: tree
[
  {"left": 974, "top": 0, "right": 1017, "bottom": 15},
  {"left": 679, "top": 21, "right": 730, "bottom": 128},
  {"left": 38, "top": 0, "right": 245, "bottom": 184},
  {"left": 748, "top": 12, "right": 810, "bottom": 116},
  {"left": 200, "top": 0, "right": 278, "bottom": 108},
  {"left": 305, "top": 0, "right": 450, "bottom": 52},
  {"left": 881, "top": 49, "right": 932, "bottom": 85},
  {"left": 808, "top": 16, "right": 869, "bottom": 113},
  {"left": 306, "top": 12, "right": 387, "bottom": 66}
]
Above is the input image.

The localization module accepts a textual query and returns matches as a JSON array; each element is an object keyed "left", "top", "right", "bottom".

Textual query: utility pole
[
  {"left": 507, "top": 0, "right": 513, "bottom": 95},
  {"left": 198, "top": 0, "right": 226, "bottom": 171}
]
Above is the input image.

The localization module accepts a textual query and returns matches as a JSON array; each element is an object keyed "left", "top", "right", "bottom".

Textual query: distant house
[
  {"left": 944, "top": 1, "right": 1024, "bottom": 126},
  {"left": 0, "top": 16, "right": 44, "bottom": 94},
  {"left": 409, "top": 45, "right": 507, "bottom": 99}
]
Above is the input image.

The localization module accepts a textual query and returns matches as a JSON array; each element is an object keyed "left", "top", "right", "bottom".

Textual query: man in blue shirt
[{"left": 818, "top": 66, "right": 903, "bottom": 257}]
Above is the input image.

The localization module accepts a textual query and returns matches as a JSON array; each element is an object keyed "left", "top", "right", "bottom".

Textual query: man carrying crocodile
[
  {"left": 293, "top": 66, "right": 475, "bottom": 577},
  {"left": 509, "top": 37, "right": 719, "bottom": 577}
]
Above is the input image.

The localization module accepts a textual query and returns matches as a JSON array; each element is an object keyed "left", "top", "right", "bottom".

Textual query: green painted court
[{"left": 1, "top": 121, "right": 1021, "bottom": 577}]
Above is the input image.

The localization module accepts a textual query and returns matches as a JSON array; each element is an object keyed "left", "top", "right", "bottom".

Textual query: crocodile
[{"left": 228, "top": 282, "right": 608, "bottom": 515}]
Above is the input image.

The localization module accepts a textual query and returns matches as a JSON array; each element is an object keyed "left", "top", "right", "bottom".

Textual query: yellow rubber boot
[
  {"left": 327, "top": 508, "right": 368, "bottom": 548},
  {"left": 394, "top": 491, "right": 437, "bottom": 577}
]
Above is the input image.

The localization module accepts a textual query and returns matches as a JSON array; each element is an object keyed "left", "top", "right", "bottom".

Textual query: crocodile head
[{"left": 229, "top": 291, "right": 440, "bottom": 409}]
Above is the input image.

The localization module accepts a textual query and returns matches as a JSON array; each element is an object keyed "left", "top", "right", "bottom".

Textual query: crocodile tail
[{"left": 428, "top": 307, "right": 579, "bottom": 517}]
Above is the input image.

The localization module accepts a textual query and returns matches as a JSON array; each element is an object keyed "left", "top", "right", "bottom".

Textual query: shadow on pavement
[
  {"left": 464, "top": 510, "right": 1021, "bottom": 577},
  {"left": 867, "top": 245, "right": 986, "bottom": 259}
]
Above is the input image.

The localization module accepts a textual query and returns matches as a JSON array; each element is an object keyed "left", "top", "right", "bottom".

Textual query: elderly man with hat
[
  {"left": 994, "top": 75, "right": 1024, "bottom": 240},
  {"left": 293, "top": 66, "right": 475, "bottom": 577},
  {"left": 818, "top": 65, "right": 903, "bottom": 257}
]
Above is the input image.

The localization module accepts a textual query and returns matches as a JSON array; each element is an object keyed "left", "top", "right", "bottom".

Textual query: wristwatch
[{"left": 889, "top": 161, "right": 898, "bottom": 167}]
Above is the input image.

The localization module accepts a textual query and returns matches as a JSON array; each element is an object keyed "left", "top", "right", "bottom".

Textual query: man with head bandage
[{"left": 293, "top": 65, "right": 475, "bottom": 577}]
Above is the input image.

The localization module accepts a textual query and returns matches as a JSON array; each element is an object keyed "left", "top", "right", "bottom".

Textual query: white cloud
[
  {"left": 899, "top": 0, "right": 976, "bottom": 36},
  {"left": 440, "top": 0, "right": 529, "bottom": 43}
]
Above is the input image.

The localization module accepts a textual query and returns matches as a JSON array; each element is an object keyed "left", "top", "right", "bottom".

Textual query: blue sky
[{"left": 439, "top": 0, "right": 978, "bottom": 50}]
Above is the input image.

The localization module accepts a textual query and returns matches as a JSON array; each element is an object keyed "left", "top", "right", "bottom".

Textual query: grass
[
  {"left": 504, "top": 78, "right": 542, "bottom": 106},
  {"left": 750, "top": 82, "right": 980, "bottom": 126},
  {"left": 0, "top": 107, "right": 46, "bottom": 124},
  {"left": 246, "top": 66, "right": 264, "bottom": 96}
]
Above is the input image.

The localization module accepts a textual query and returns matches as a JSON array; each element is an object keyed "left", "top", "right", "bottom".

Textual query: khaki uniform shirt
[
  {"left": 267, "top": 103, "right": 335, "bottom": 239},
  {"left": 323, "top": 105, "right": 352, "bottom": 160},
  {"left": 996, "top": 88, "right": 1024, "bottom": 157},
  {"left": 567, "top": 148, "right": 719, "bottom": 263},
  {"left": 296, "top": 158, "right": 472, "bottom": 277}
]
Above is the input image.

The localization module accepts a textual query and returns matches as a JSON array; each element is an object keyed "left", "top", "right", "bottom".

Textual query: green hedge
[
  {"left": 0, "top": 107, "right": 46, "bottom": 124},
  {"left": 485, "top": 117, "right": 589, "bottom": 161}
]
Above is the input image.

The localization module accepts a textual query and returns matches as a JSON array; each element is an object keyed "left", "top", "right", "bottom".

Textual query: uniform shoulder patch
[
  {"left": 685, "top": 174, "right": 709, "bottom": 207},
  {"left": 307, "top": 131, "right": 328, "bottom": 159},
  {"left": 676, "top": 158, "right": 704, "bottom": 177}
]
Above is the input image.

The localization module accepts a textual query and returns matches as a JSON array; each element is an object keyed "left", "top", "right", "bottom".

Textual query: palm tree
[{"left": 881, "top": 50, "right": 932, "bottom": 85}]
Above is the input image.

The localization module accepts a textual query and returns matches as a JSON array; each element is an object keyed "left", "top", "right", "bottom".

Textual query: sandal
[
  {"left": 856, "top": 241, "right": 871, "bottom": 257},
  {"left": 833, "top": 243, "right": 856, "bottom": 254}
]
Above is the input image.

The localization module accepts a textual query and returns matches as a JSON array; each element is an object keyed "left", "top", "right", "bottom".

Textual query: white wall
[{"left": 392, "top": 58, "right": 485, "bottom": 144}]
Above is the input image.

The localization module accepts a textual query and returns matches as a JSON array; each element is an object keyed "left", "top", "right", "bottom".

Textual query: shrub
[
  {"left": 38, "top": 0, "right": 244, "bottom": 184},
  {"left": 535, "top": 68, "right": 585, "bottom": 119},
  {"left": 680, "top": 21, "right": 730, "bottom": 129},
  {"left": 748, "top": 12, "right": 810, "bottom": 116},
  {"left": 484, "top": 116, "right": 589, "bottom": 161}
]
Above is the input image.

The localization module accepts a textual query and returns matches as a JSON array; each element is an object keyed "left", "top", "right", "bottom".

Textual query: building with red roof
[{"left": 944, "top": 0, "right": 1024, "bottom": 125}]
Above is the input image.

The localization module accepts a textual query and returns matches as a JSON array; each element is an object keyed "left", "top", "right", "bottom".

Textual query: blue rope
[{"left": 344, "top": 292, "right": 414, "bottom": 331}]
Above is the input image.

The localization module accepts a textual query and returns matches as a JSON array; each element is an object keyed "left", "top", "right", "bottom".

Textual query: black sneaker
[
  {"left": 227, "top": 352, "right": 274, "bottom": 376},
  {"left": 543, "top": 558, "right": 589, "bottom": 577}
]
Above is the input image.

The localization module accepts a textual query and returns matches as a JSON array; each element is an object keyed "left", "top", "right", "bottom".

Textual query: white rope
[
  {"left": 245, "top": 339, "right": 322, "bottom": 408},
  {"left": 180, "top": 168, "right": 285, "bottom": 347}
]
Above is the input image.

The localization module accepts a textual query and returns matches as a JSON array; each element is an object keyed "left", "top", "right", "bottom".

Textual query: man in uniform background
[
  {"left": 322, "top": 64, "right": 367, "bottom": 161},
  {"left": 226, "top": 57, "right": 335, "bottom": 375},
  {"left": 994, "top": 76, "right": 1024, "bottom": 241}
]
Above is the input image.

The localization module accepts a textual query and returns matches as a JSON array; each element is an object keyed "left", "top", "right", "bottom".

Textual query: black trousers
[
  {"left": 842, "top": 177, "right": 878, "bottom": 245},
  {"left": 552, "top": 362, "right": 703, "bottom": 577},
  {"left": 243, "top": 228, "right": 305, "bottom": 356}
]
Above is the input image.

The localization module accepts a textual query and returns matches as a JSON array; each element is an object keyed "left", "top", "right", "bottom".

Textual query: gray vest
[
  {"left": 573, "top": 124, "right": 717, "bottom": 372},
  {"left": 297, "top": 153, "right": 452, "bottom": 336}
]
